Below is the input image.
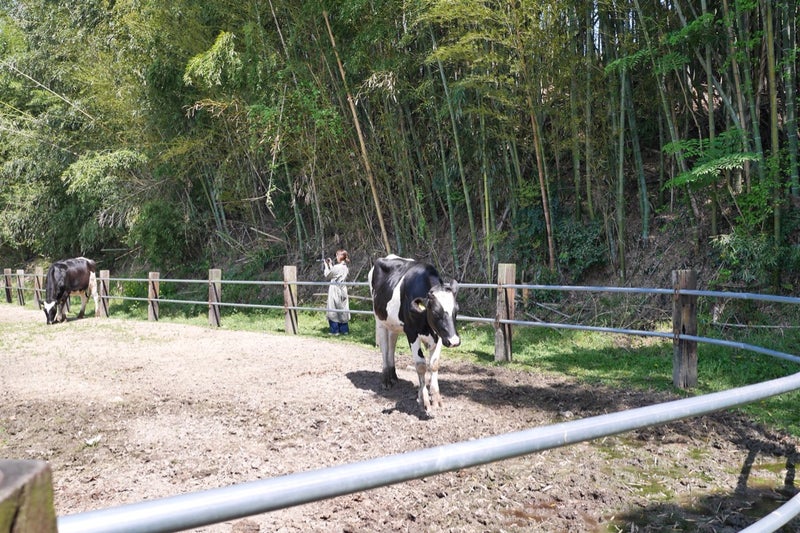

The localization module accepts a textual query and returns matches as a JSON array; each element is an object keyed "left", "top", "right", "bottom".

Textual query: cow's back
[
  {"left": 370, "top": 255, "right": 441, "bottom": 322},
  {"left": 46, "top": 257, "right": 95, "bottom": 301}
]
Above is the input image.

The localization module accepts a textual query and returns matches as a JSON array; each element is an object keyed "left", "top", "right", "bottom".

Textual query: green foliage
[
  {"left": 504, "top": 182, "right": 545, "bottom": 272},
  {"left": 665, "top": 13, "right": 717, "bottom": 49},
  {"left": 184, "top": 31, "right": 243, "bottom": 90},
  {"left": 556, "top": 218, "right": 606, "bottom": 282},
  {"left": 711, "top": 230, "right": 780, "bottom": 286},
  {"left": 664, "top": 153, "right": 760, "bottom": 189},
  {"left": 63, "top": 150, "right": 148, "bottom": 209},
  {"left": 127, "top": 200, "right": 189, "bottom": 269},
  {"left": 1, "top": 0, "right": 798, "bottom": 288},
  {"left": 663, "top": 129, "right": 759, "bottom": 190},
  {"left": 734, "top": 181, "right": 776, "bottom": 230}
]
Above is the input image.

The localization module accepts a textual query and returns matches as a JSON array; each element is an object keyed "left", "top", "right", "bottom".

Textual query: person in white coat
[{"left": 324, "top": 249, "right": 351, "bottom": 335}]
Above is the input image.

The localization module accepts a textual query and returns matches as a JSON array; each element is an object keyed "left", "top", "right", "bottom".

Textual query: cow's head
[
  {"left": 411, "top": 280, "right": 461, "bottom": 347},
  {"left": 43, "top": 301, "right": 58, "bottom": 325}
]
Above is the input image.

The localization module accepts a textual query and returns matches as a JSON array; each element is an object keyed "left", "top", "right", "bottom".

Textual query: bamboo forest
[{"left": 1, "top": 0, "right": 799, "bottom": 289}]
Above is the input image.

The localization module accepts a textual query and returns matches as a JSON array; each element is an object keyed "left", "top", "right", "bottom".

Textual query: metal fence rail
[
  {"left": 4, "top": 267, "right": 800, "bottom": 531},
  {"left": 57, "top": 366, "right": 800, "bottom": 533}
]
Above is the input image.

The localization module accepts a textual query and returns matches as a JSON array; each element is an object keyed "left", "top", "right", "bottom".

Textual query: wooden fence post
[
  {"left": 208, "top": 268, "right": 222, "bottom": 327},
  {"left": 148, "top": 272, "right": 159, "bottom": 322},
  {"left": 283, "top": 266, "right": 299, "bottom": 335},
  {"left": 0, "top": 460, "right": 57, "bottom": 532},
  {"left": 34, "top": 267, "right": 44, "bottom": 309},
  {"left": 97, "top": 270, "right": 110, "bottom": 318},
  {"left": 494, "top": 263, "right": 516, "bottom": 362},
  {"left": 15, "top": 269, "right": 25, "bottom": 306},
  {"left": 3, "top": 268, "right": 11, "bottom": 303},
  {"left": 672, "top": 269, "right": 698, "bottom": 389}
]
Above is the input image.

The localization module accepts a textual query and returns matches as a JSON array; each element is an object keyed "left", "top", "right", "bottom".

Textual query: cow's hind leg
[
  {"left": 89, "top": 271, "right": 99, "bottom": 317},
  {"left": 77, "top": 292, "right": 88, "bottom": 318},
  {"left": 377, "top": 323, "right": 399, "bottom": 388},
  {"left": 57, "top": 301, "right": 68, "bottom": 323}
]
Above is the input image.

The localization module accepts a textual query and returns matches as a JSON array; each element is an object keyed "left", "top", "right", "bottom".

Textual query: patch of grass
[{"left": 453, "top": 320, "right": 800, "bottom": 437}]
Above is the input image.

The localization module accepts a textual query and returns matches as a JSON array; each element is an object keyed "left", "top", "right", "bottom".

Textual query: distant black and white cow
[
  {"left": 368, "top": 254, "right": 461, "bottom": 413},
  {"left": 42, "top": 257, "right": 99, "bottom": 324}
]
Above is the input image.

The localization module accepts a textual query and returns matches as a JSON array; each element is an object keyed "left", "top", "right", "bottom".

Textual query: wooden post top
[{"left": 0, "top": 460, "right": 57, "bottom": 532}]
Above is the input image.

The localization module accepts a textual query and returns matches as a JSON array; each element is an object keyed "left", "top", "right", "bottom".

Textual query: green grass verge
[{"left": 452, "top": 321, "right": 800, "bottom": 437}]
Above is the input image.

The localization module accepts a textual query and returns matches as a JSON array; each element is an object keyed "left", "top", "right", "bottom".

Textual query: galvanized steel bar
[
  {"left": 57, "top": 370, "right": 800, "bottom": 533},
  {"left": 739, "top": 492, "right": 800, "bottom": 532}
]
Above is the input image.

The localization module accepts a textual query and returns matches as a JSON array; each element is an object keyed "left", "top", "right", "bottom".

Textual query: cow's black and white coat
[
  {"left": 43, "top": 257, "right": 99, "bottom": 324},
  {"left": 369, "top": 255, "right": 460, "bottom": 413}
]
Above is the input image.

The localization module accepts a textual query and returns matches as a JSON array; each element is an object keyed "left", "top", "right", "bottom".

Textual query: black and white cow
[
  {"left": 43, "top": 257, "right": 99, "bottom": 324},
  {"left": 368, "top": 255, "right": 460, "bottom": 413}
]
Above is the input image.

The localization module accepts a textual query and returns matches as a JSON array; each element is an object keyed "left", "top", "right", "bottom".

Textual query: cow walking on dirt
[{"left": 368, "top": 255, "right": 460, "bottom": 414}]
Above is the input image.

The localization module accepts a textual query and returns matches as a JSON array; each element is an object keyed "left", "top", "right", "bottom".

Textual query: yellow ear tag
[{"left": 415, "top": 301, "right": 426, "bottom": 312}]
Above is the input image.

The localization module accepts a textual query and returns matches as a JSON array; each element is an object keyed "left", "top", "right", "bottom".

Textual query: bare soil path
[{"left": 1, "top": 304, "right": 798, "bottom": 532}]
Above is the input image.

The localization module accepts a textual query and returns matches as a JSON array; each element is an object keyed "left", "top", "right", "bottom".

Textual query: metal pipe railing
[
  {"left": 58, "top": 369, "right": 800, "bottom": 533},
  {"left": 5, "top": 267, "right": 800, "bottom": 531}
]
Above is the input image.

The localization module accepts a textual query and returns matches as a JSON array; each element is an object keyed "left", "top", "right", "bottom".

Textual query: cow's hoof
[
  {"left": 419, "top": 388, "right": 432, "bottom": 412},
  {"left": 382, "top": 368, "right": 399, "bottom": 389}
]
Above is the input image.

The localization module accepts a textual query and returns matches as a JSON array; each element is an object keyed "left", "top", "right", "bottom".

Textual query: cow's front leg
[
  {"left": 427, "top": 338, "right": 444, "bottom": 408},
  {"left": 411, "top": 338, "right": 431, "bottom": 412},
  {"left": 377, "top": 323, "right": 399, "bottom": 388}
]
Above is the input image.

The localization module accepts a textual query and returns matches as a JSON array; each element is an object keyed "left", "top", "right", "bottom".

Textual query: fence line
[
  {"left": 4, "top": 264, "right": 800, "bottom": 531},
  {"left": 6, "top": 265, "right": 800, "bottom": 386}
]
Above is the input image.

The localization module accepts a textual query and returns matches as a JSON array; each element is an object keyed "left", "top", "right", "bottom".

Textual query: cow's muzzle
[{"left": 443, "top": 335, "right": 461, "bottom": 348}]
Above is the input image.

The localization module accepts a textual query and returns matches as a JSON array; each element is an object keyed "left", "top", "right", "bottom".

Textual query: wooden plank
[
  {"left": 283, "top": 266, "right": 298, "bottom": 335},
  {"left": 34, "top": 267, "right": 44, "bottom": 309},
  {"left": 97, "top": 270, "right": 110, "bottom": 318},
  {"left": 494, "top": 263, "right": 516, "bottom": 362},
  {"left": 15, "top": 269, "right": 25, "bottom": 306},
  {"left": 208, "top": 269, "right": 222, "bottom": 327},
  {"left": 0, "top": 460, "right": 57, "bottom": 532},
  {"left": 3, "top": 268, "right": 11, "bottom": 304},
  {"left": 672, "top": 269, "right": 698, "bottom": 389},
  {"left": 148, "top": 272, "right": 159, "bottom": 322}
]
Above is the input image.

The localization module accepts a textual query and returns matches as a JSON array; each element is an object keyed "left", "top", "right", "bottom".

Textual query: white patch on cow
[
  {"left": 436, "top": 290, "right": 456, "bottom": 316},
  {"left": 433, "top": 290, "right": 461, "bottom": 346},
  {"left": 43, "top": 301, "right": 56, "bottom": 313},
  {"left": 380, "top": 276, "right": 406, "bottom": 333}
]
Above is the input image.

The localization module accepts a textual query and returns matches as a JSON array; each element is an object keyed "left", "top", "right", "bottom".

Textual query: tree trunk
[
  {"left": 783, "top": 1, "right": 800, "bottom": 199},
  {"left": 431, "top": 31, "right": 480, "bottom": 269},
  {"left": 584, "top": 4, "right": 595, "bottom": 221},
  {"left": 624, "top": 74, "right": 648, "bottom": 241},
  {"left": 616, "top": 67, "right": 627, "bottom": 280},
  {"left": 323, "top": 11, "right": 391, "bottom": 254},
  {"left": 764, "top": 0, "right": 781, "bottom": 244}
]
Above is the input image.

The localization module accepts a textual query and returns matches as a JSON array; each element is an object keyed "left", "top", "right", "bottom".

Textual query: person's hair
[{"left": 336, "top": 249, "right": 350, "bottom": 263}]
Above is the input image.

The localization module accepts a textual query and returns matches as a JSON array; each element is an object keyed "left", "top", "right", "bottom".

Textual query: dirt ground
[{"left": 1, "top": 304, "right": 799, "bottom": 532}]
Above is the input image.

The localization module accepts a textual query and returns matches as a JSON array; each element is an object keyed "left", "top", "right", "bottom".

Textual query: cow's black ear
[
  {"left": 449, "top": 279, "right": 459, "bottom": 294},
  {"left": 411, "top": 297, "right": 427, "bottom": 314}
]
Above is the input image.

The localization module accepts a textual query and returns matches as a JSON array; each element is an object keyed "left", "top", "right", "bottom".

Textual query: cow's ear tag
[{"left": 412, "top": 298, "right": 426, "bottom": 313}]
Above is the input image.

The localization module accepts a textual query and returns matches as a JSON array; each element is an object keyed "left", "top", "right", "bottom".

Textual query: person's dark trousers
[{"left": 328, "top": 320, "right": 340, "bottom": 335}]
